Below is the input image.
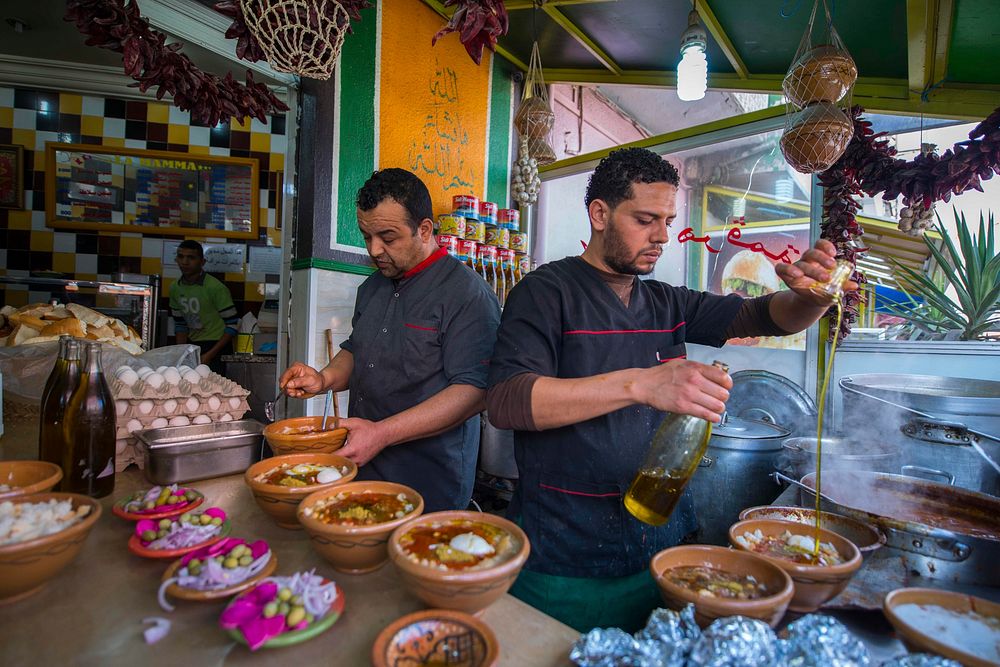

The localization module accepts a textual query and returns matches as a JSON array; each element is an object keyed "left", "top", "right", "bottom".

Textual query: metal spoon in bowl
[{"left": 264, "top": 387, "right": 286, "bottom": 422}]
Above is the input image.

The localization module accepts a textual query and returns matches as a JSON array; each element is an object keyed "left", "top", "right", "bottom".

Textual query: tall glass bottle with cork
[
  {"left": 624, "top": 360, "right": 730, "bottom": 526},
  {"left": 39, "top": 337, "right": 82, "bottom": 477},
  {"left": 62, "top": 342, "right": 117, "bottom": 497}
]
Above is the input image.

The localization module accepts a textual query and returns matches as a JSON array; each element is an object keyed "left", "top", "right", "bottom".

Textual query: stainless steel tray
[{"left": 134, "top": 420, "right": 265, "bottom": 485}]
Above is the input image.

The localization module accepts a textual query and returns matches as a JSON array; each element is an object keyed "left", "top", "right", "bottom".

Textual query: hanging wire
[{"left": 779, "top": 0, "right": 804, "bottom": 18}]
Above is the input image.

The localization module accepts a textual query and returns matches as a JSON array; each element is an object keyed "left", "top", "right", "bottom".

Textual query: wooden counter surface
[{"left": 0, "top": 420, "right": 578, "bottom": 666}]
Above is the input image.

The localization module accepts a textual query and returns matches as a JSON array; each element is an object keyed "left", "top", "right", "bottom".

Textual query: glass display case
[{"left": 0, "top": 273, "right": 160, "bottom": 349}]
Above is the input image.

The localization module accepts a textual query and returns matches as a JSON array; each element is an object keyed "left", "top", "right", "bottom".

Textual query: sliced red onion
[{"left": 141, "top": 617, "right": 171, "bottom": 644}]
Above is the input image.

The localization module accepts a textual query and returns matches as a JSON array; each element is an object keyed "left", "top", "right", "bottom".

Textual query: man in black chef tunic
[
  {"left": 281, "top": 169, "right": 501, "bottom": 512},
  {"left": 486, "top": 147, "right": 855, "bottom": 632}
]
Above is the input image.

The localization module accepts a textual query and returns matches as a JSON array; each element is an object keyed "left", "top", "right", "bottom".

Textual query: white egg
[
  {"left": 151, "top": 417, "right": 169, "bottom": 429},
  {"left": 137, "top": 400, "right": 154, "bottom": 415},
  {"left": 316, "top": 467, "right": 343, "bottom": 484},
  {"left": 145, "top": 373, "right": 164, "bottom": 389},
  {"left": 163, "top": 368, "right": 182, "bottom": 385},
  {"left": 207, "top": 396, "right": 221, "bottom": 411},
  {"left": 449, "top": 532, "right": 495, "bottom": 556},
  {"left": 219, "top": 413, "right": 234, "bottom": 422},
  {"left": 155, "top": 366, "right": 168, "bottom": 374},
  {"left": 192, "top": 414, "right": 212, "bottom": 425},
  {"left": 195, "top": 364, "right": 211, "bottom": 378},
  {"left": 228, "top": 397, "right": 242, "bottom": 410},
  {"left": 185, "top": 397, "right": 200, "bottom": 412},
  {"left": 115, "top": 438, "right": 129, "bottom": 455},
  {"left": 117, "top": 369, "right": 139, "bottom": 386},
  {"left": 136, "top": 367, "right": 154, "bottom": 378},
  {"left": 115, "top": 400, "right": 129, "bottom": 417},
  {"left": 168, "top": 416, "right": 191, "bottom": 427},
  {"left": 126, "top": 419, "right": 143, "bottom": 434},
  {"left": 182, "top": 370, "right": 201, "bottom": 384},
  {"left": 115, "top": 366, "right": 133, "bottom": 377},
  {"left": 163, "top": 399, "right": 178, "bottom": 414}
]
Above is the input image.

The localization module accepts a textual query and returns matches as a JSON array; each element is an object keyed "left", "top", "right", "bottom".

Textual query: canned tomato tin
[
  {"left": 485, "top": 225, "right": 510, "bottom": 248},
  {"left": 457, "top": 239, "right": 478, "bottom": 261},
  {"left": 465, "top": 218, "right": 486, "bottom": 243},
  {"left": 452, "top": 194, "right": 480, "bottom": 218},
  {"left": 510, "top": 231, "right": 528, "bottom": 253},
  {"left": 437, "top": 214, "right": 466, "bottom": 237},
  {"left": 478, "top": 201, "right": 498, "bottom": 226},
  {"left": 436, "top": 234, "right": 459, "bottom": 256},
  {"left": 517, "top": 253, "right": 531, "bottom": 274},
  {"left": 498, "top": 208, "right": 520, "bottom": 231}
]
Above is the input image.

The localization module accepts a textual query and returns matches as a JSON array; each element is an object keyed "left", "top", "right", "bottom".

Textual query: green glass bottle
[
  {"left": 624, "top": 360, "right": 729, "bottom": 526},
  {"left": 39, "top": 338, "right": 82, "bottom": 480},
  {"left": 62, "top": 342, "right": 117, "bottom": 498}
]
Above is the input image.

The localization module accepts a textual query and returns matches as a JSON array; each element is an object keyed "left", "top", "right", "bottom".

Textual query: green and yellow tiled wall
[{"left": 0, "top": 86, "right": 285, "bottom": 318}]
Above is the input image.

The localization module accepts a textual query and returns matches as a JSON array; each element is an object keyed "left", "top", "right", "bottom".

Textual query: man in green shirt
[{"left": 169, "top": 240, "right": 238, "bottom": 373}]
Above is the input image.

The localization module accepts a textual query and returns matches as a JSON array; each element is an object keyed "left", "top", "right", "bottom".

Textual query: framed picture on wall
[
  {"left": 0, "top": 143, "right": 24, "bottom": 209},
  {"left": 44, "top": 142, "right": 260, "bottom": 239}
]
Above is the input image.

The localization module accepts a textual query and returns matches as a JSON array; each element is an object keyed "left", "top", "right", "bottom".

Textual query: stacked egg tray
[{"left": 111, "top": 364, "right": 251, "bottom": 472}]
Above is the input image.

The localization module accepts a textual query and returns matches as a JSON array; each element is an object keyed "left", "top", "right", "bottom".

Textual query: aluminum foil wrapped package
[
  {"left": 634, "top": 605, "right": 702, "bottom": 666},
  {"left": 569, "top": 627, "right": 664, "bottom": 667},
  {"left": 880, "top": 655, "right": 962, "bottom": 667},
  {"left": 687, "top": 616, "right": 778, "bottom": 666},
  {"left": 780, "top": 615, "right": 872, "bottom": 667}
]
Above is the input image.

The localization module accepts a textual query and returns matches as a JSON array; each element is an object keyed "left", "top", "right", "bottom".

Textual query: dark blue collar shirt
[
  {"left": 488, "top": 256, "right": 743, "bottom": 578},
  {"left": 340, "top": 248, "right": 501, "bottom": 512}
]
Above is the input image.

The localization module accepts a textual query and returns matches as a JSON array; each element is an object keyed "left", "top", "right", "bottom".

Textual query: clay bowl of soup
[
  {"left": 388, "top": 511, "right": 530, "bottom": 616},
  {"left": 0, "top": 461, "right": 63, "bottom": 501},
  {"left": 728, "top": 518, "right": 861, "bottom": 613},
  {"left": 0, "top": 492, "right": 102, "bottom": 603},
  {"left": 650, "top": 545, "right": 794, "bottom": 628},
  {"left": 263, "top": 417, "right": 348, "bottom": 456},
  {"left": 739, "top": 506, "right": 884, "bottom": 559},
  {"left": 297, "top": 481, "right": 423, "bottom": 573},
  {"left": 245, "top": 453, "right": 358, "bottom": 529}
]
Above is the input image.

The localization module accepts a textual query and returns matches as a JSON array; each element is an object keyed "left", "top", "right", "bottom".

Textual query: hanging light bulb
[{"left": 677, "top": 6, "right": 708, "bottom": 102}]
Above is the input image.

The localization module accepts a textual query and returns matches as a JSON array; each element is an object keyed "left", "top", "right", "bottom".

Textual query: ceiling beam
[
  {"left": 906, "top": 0, "right": 938, "bottom": 99},
  {"left": 541, "top": 5, "right": 622, "bottom": 74},
  {"left": 697, "top": 1, "right": 749, "bottom": 79},
  {"left": 418, "top": 0, "right": 529, "bottom": 71},
  {"left": 932, "top": 0, "right": 955, "bottom": 84}
]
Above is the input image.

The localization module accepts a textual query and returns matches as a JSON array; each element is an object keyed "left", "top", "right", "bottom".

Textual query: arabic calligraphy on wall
[{"left": 379, "top": 2, "right": 490, "bottom": 215}]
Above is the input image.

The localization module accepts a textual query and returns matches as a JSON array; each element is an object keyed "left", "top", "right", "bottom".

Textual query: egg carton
[
  {"left": 115, "top": 436, "right": 143, "bottom": 472},
  {"left": 115, "top": 404, "right": 251, "bottom": 440},
  {"left": 114, "top": 395, "right": 250, "bottom": 422},
  {"left": 111, "top": 372, "right": 249, "bottom": 401}
]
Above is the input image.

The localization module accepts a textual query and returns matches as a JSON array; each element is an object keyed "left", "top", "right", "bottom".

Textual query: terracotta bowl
[
  {"left": 388, "top": 511, "right": 530, "bottom": 616},
  {"left": 649, "top": 545, "right": 794, "bottom": 628},
  {"left": 728, "top": 518, "right": 861, "bottom": 613},
  {"left": 738, "top": 506, "right": 884, "bottom": 558},
  {"left": 244, "top": 454, "right": 358, "bottom": 529},
  {"left": 263, "top": 417, "right": 348, "bottom": 456},
  {"left": 0, "top": 492, "right": 102, "bottom": 604},
  {"left": 883, "top": 587, "right": 1000, "bottom": 667},
  {"left": 0, "top": 460, "right": 63, "bottom": 501},
  {"left": 372, "top": 609, "right": 499, "bottom": 667},
  {"left": 297, "top": 481, "right": 424, "bottom": 574}
]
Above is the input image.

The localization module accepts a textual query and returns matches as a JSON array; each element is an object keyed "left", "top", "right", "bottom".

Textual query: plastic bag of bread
[{"left": 0, "top": 302, "right": 144, "bottom": 354}]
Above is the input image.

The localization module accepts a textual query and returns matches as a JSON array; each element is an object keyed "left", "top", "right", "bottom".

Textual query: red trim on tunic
[
  {"left": 563, "top": 322, "right": 686, "bottom": 335},
  {"left": 539, "top": 483, "right": 621, "bottom": 498},
  {"left": 404, "top": 323, "right": 438, "bottom": 332},
  {"left": 403, "top": 247, "right": 449, "bottom": 278},
  {"left": 658, "top": 355, "right": 687, "bottom": 363}
]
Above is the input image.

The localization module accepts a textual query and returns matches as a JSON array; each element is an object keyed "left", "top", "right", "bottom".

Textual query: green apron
[{"left": 509, "top": 567, "right": 663, "bottom": 634}]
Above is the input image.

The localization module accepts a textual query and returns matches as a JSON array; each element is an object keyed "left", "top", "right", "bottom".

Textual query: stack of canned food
[{"left": 434, "top": 194, "right": 533, "bottom": 306}]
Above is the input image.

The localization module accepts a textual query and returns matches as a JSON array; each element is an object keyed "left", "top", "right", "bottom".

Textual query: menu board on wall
[{"left": 45, "top": 143, "right": 259, "bottom": 239}]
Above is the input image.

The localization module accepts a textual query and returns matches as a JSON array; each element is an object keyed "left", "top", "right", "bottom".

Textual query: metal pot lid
[
  {"left": 726, "top": 370, "right": 817, "bottom": 434},
  {"left": 712, "top": 415, "right": 790, "bottom": 441},
  {"left": 782, "top": 435, "right": 896, "bottom": 458}
]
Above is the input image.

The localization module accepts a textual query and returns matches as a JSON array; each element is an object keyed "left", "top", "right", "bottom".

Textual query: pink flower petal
[
  {"left": 250, "top": 581, "right": 278, "bottom": 605},
  {"left": 135, "top": 519, "right": 156, "bottom": 538},
  {"left": 249, "top": 540, "right": 269, "bottom": 559},
  {"left": 219, "top": 599, "right": 260, "bottom": 628},
  {"left": 243, "top": 616, "right": 286, "bottom": 651},
  {"left": 204, "top": 507, "right": 227, "bottom": 521}
]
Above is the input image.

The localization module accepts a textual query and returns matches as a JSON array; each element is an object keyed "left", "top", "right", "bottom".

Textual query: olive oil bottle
[
  {"left": 624, "top": 360, "right": 729, "bottom": 526},
  {"left": 62, "top": 342, "right": 116, "bottom": 498},
  {"left": 39, "top": 337, "right": 82, "bottom": 483}
]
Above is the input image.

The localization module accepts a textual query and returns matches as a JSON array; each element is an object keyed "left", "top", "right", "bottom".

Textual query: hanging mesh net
[
  {"left": 240, "top": 0, "right": 350, "bottom": 80},
  {"left": 780, "top": 0, "right": 857, "bottom": 174},
  {"left": 514, "top": 42, "right": 556, "bottom": 166}
]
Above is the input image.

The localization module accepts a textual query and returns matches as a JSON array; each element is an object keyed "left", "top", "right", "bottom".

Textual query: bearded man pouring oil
[{"left": 486, "top": 147, "right": 856, "bottom": 632}]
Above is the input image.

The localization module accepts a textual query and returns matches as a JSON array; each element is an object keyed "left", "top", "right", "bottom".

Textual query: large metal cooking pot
[
  {"left": 786, "top": 469, "right": 1000, "bottom": 587},
  {"left": 690, "top": 416, "right": 790, "bottom": 546},
  {"left": 839, "top": 374, "right": 1000, "bottom": 496},
  {"left": 777, "top": 436, "right": 900, "bottom": 481}
]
